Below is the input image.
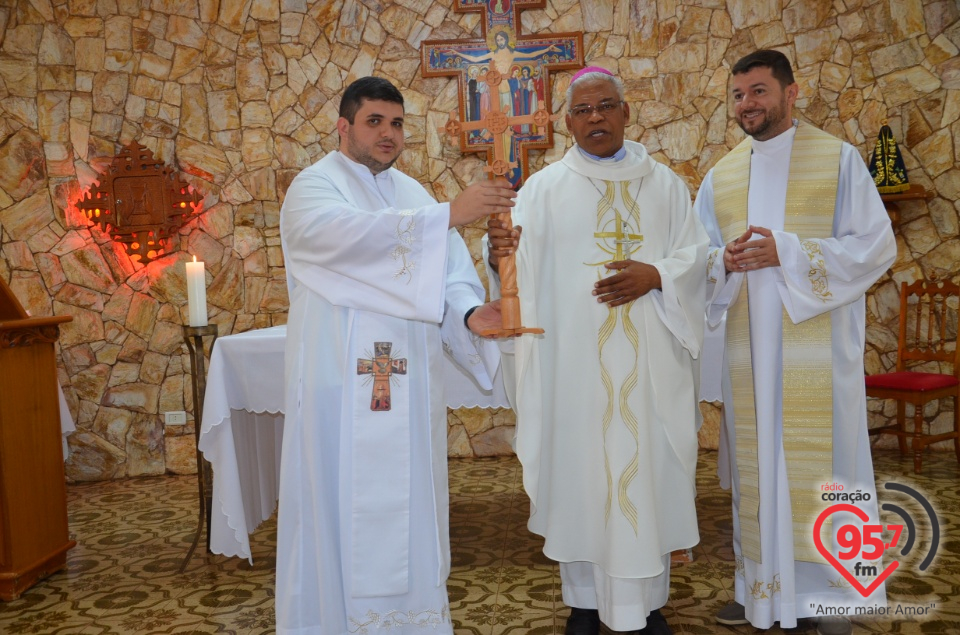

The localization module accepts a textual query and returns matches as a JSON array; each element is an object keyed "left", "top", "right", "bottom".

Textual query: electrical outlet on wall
[{"left": 164, "top": 411, "right": 187, "bottom": 425}]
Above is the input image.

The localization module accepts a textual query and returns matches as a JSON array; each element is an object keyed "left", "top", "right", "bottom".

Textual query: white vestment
[
  {"left": 487, "top": 142, "right": 706, "bottom": 630},
  {"left": 695, "top": 125, "right": 896, "bottom": 628},
  {"left": 277, "top": 151, "right": 497, "bottom": 635}
]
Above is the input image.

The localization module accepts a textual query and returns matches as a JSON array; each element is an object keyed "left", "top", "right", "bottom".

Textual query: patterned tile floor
[{"left": 1, "top": 450, "right": 958, "bottom": 634}]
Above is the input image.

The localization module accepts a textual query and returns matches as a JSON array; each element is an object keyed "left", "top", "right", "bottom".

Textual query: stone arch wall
[{"left": 0, "top": 0, "right": 957, "bottom": 481}]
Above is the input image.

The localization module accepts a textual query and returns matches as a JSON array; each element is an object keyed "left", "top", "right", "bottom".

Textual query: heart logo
[{"left": 813, "top": 503, "right": 899, "bottom": 597}]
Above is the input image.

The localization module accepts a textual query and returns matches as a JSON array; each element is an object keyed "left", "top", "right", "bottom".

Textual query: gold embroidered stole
[{"left": 712, "top": 123, "right": 842, "bottom": 564}]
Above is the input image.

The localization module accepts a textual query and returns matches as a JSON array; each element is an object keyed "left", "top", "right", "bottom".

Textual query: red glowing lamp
[{"left": 74, "top": 141, "right": 203, "bottom": 264}]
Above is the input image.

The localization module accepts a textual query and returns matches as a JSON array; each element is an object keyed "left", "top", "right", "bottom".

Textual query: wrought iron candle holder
[{"left": 179, "top": 324, "right": 218, "bottom": 573}]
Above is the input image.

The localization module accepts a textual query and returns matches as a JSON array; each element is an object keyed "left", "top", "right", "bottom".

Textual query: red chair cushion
[{"left": 866, "top": 372, "right": 959, "bottom": 392}]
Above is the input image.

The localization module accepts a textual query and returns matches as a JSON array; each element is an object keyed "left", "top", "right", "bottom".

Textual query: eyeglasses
[{"left": 569, "top": 101, "right": 624, "bottom": 120}]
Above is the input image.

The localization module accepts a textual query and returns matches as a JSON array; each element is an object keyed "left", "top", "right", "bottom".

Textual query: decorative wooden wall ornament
[
  {"left": 421, "top": 0, "right": 583, "bottom": 188},
  {"left": 75, "top": 142, "right": 202, "bottom": 264}
]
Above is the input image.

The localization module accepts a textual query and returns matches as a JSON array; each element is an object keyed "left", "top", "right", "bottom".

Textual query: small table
[{"left": 197, "top": 325, "right": 508, "bottom": 562}]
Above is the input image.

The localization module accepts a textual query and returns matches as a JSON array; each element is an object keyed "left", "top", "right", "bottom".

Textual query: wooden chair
[{"left": 866, "top": 278, "right": 960, "bottom": 474}]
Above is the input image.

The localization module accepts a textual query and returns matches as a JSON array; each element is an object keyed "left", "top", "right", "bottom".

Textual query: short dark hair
[
  {"left": 339, "top": 77, "right": 404, "bottom": 124},
  {"left": 732, "top": 49, "right": 795, "bottom": 88}
]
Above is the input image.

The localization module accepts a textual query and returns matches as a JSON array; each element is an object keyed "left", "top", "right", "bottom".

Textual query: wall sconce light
[{"left": 75, "top": 142, "right": 203, "bottom": 264}]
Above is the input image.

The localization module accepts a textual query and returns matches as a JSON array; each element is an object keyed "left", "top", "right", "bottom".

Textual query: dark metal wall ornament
[
  {"left": 421, "top": 0, "right": 584, "bottom": 188},
  {"left": 75, "top": 141, "right": 203, "bottom": 264}
]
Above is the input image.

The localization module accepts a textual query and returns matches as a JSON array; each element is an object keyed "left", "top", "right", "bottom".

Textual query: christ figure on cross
[
  {"left": 444, "top": 29, "right": 561, "bottom": 176},
  {"left": 447, "top": 30, "right": 560, "bottom": 115}
]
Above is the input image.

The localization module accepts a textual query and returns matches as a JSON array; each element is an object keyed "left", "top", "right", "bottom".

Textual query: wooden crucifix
[
  {"left": 422, "top": 0, "right": 582, "bottom": 337},
  {"left": 357, "top": 342, "right": 407, "bottom": 411},
  {"left": 438, "top": 105, "right": 556, "bottom": 337}
]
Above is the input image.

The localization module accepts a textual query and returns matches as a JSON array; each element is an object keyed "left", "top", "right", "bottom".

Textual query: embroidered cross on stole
[
  {"left": 589, "top": 180, "right": 645, "bottom": 532},
  {"left": 357, "top": 342, "right": 408, "bottom": 411},
  {"left": 712, "top": 122, "right": 842, "bottom": 565}
]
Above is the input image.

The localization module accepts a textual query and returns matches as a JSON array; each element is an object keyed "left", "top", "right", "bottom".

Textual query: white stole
[
  {"left": 350, "top": 311, "right": 412, "bottom": 597},
  {"left": 334, "top": 157, "right": 419, "bottom": 597}
]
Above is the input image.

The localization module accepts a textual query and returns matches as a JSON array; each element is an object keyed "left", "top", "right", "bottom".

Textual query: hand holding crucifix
[
  {"left": 438, "top": 90, "right": 558, "bottom": 337},
  {"left": 448, "top": 178, "right": 517, "bottom": 227},
  {"left": 448, "top": 182, "right": 541, "bottom": 338}
]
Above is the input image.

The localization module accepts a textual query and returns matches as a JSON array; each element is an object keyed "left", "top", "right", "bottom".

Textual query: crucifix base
[
  {"left": 480, "top": 326, "right": 545, "bottom": 337},
  {"left": 481, "top": 292, "right": 543, "bottom": 338}
]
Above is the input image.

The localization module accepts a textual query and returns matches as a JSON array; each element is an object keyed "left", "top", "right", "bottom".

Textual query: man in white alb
[
  {"left": 277, "top": 76, "right": 517, "bottom": 635},
  {"left": 694, "top": 50, "right": 896, "bottom": 635},
  {"left": 486, "top": 67, "right": 707, "bottom": 635}
]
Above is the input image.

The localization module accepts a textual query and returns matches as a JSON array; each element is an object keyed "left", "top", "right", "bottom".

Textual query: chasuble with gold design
[{"left": 486, "top": 141, "right": 707, "bottom": 626}]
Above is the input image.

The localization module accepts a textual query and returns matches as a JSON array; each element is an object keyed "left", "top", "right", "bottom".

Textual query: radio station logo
[{"left": 814, "top": 482, "right": 940, "bottom": 598}]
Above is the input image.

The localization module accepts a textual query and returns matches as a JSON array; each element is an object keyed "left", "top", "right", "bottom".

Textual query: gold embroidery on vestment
[
  {"left": 706, "top": 249, "right": 719, "bottom": 283},
  {"left": 801, "top": 240, "right": 832, "bottom": 302},
  {"left": 617, "top": 301, "right": 641, "bottom": 534},
  {"left": 747, "top": 574, "right": 782, "bottom": 600},
  {"left": 391, "top": 212, "right": 417, "bottom": 282},
  {"left": 749, "top": 580, "right": 769, "bottom": 600},
  {"left": 589, "top": 178, "right": 644, "bottom": 531},
  {"left": 768, "top": 574, "right": 781, "bottom": 596},
  {"left": 598, "top": 299, "right": 617, "bottom": 523}
]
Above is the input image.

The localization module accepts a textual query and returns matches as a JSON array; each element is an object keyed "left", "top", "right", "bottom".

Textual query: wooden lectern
[{"left": 0, "top": 277, "right": 74, "bottom": 601}]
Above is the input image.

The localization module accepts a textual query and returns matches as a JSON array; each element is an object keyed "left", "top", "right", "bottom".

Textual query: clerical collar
[
  {"left": 337, "top": 151, "right": 394, "bottom": 204},
  {"left": 751, "top": 119, "right": 799, "bottom": 157},
  {"left": 752, "top": 119, "right": 800, "bottom": 152},
  {"left": 578, "top": 145, "right": 626, "bottom": 162},
  {"left": 338, "top": 151, "right": 391, "bottom": 179}
]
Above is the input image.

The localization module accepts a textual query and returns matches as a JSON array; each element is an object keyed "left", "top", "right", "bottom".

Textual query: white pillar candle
[{"left": 185, "top": 256, "right": 208, "bottom": 327}]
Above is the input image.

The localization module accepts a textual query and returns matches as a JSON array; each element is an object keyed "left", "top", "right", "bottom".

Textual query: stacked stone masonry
[{"left": 0, "top": 0, "right": 957, "bottom": 481}]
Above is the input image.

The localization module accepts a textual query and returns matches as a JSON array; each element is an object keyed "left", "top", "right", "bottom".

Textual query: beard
[
  {"left": 347, "top": 137, "right": 399, "bottom": 175},
  {"left": 737, "top": 96, "right": 788, "bottom": 141}
]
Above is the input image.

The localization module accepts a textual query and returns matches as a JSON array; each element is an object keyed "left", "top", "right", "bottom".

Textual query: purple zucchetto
[{"left": 570, "top": 66, "right": 614, "bottom": 83}]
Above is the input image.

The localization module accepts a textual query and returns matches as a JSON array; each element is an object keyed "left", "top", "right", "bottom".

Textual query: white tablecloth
[{"left": 197, "top": 325, "right": 508, "bottom": 562}]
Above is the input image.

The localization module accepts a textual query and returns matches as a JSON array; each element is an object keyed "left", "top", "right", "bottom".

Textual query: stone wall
[{"left": 0, "top": 0, "right": 957, "bottom": 481}]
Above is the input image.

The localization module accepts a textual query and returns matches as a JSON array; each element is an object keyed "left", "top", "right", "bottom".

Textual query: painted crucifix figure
[
  {"left": 356, "top": 342, "right": 407, "bottom": 411},
  {"left": 422, "top": 0, "right": 582, "bottom": 337},
  {"left": 421, "top": 0, "right": 583, "bottom": 188}
]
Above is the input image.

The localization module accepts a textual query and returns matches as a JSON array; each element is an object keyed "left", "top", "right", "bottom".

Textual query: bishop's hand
[
  {"left": 486, "top": 218, "right": 521, "bottom": 274},
  {"left": 593, "top": 260, "right": 661, "bottom": 307}
]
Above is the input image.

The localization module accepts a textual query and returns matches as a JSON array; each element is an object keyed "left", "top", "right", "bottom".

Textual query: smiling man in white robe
[
  {"left": 486, "top": 67, "right": 707, "bottom": 635},
  {"left": 693, "top": 50, "right": 896, "bottom": 635},
  {"left": 277, "top": 76, "right": 517, "bottom": 635}
]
